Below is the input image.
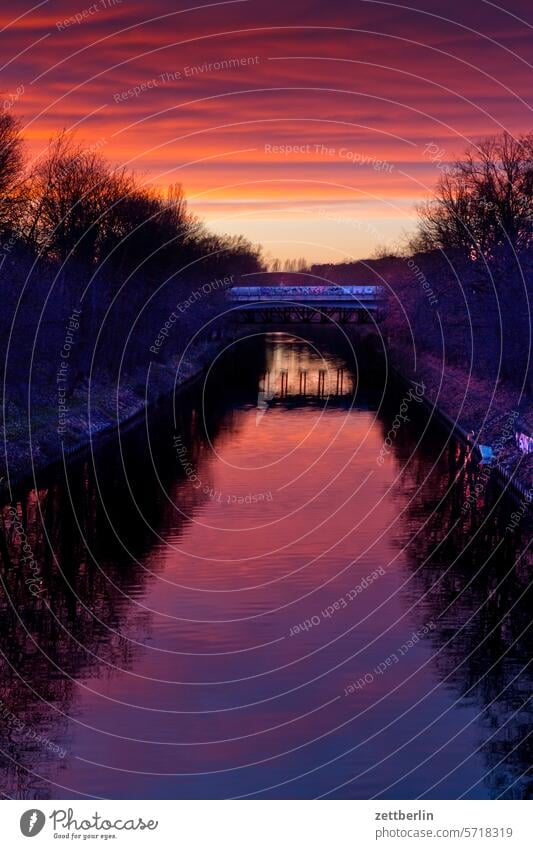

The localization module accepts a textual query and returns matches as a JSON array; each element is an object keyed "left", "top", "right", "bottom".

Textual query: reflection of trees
[
  {"left": 0, "top": 384, "right": 229, "bottom": 798},
  {"left": 385, "top": 404, "right": 533, "bottom": 799}
]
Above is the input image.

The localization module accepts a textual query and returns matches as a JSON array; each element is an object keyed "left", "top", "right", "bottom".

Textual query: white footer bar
[{"left": 2, "top": 799, "right": 530, "bottom": 848}]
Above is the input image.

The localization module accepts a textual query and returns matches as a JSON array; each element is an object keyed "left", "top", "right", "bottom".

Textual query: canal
[{"left": 0, "top": 332, "right": 531, "bottom": 799}]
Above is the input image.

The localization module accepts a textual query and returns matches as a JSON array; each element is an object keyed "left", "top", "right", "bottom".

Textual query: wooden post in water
[
  {"left": 336, "top": 368, "right": 344, "bottom": 396},
  {"left": 318, "top": 369, "right": 326, "bottom": 397},
  {"left": 280, "top": 369, "right": 288, "bottom": 397}
]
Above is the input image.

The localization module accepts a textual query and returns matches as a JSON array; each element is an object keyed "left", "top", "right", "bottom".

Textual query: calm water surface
[{"left": 0, "top": 333, "right": 531, "bottom": 799}]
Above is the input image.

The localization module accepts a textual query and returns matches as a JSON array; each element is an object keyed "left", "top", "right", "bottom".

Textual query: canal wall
[
  {"left": 373, "top": 333, "right": 533, "bottom": 506},
  {"left": 2, "top": 335, "right": 228, "bottom": 495}
]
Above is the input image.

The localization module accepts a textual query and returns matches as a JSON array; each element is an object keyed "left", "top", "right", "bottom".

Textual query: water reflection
[
  {"left": 259, "top": 333, "right": 355, "bottom": 402},
  {"left": 0, "top": 387, "right": 219, "bottom": 798},
  {"left": 0, "top": 333, "right": 530, "bottom": 799},
  {"left": 385, "top": 404, "right": 533, "bottom": 800}
]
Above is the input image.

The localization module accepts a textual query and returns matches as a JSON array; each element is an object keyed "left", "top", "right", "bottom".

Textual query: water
[{"left": 0, "top": 333, "right": 531, "bottom": 799}]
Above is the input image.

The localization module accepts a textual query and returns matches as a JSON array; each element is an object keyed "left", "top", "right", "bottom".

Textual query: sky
[{"left": 1, "top": 0, "right": 533, "bottom": 262}]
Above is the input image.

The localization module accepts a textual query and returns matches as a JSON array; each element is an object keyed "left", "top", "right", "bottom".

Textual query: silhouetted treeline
[
  {"left": 310, "top": 132, "right": 533, "bottom": 397},
  {"left": 0, "top": 113, "right": 264, "bottom": 405},
  {"left": 393, "top": 133, "right": 532, "bottom": 394}
]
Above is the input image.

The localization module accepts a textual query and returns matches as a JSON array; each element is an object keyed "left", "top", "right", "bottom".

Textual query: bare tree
[
  {"left": 27, "top": 131, "right": 134, "bottom": 266},
  {"left": 0, "top": 110, "right": 26, "bottom": 235},
  {"left": 414, "top": 131, "right": 533, "bottom": 389},
  {"left": 417, "top": 132, "right": 533, "bottom": 269}
]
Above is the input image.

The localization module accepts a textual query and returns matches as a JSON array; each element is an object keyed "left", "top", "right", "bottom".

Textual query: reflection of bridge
[
  {"left": 227, "top": 286, "right": 384, "bottom": 323},
  {"left": 258, "top": 365, "right": 352, "bottom": 405}
]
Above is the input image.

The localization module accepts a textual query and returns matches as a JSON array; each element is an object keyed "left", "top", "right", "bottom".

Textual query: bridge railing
[{"left": 227, "top": 285, "right": 383, "bottom": 302}]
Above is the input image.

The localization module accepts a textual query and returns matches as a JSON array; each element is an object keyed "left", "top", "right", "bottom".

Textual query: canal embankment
[
  {"left": 4, "top": 320, "right": 531, "bottom": 511},
  {"left": 375, "top": 333, "right": 533, "bottom": 506},
  {"left": 2, "top": 334, "right": 228, "bottom": 494}
]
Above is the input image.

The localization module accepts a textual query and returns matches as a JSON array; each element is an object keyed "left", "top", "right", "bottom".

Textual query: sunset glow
[{"left": 3, "top": 0, "right": 532, "bottom": 260}]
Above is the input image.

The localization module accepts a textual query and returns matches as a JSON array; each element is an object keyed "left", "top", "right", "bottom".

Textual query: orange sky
[{"left": 2, "top": 0, "right": 533, "bottom": 261}]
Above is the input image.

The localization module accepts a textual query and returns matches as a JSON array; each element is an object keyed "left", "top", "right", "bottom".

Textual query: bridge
[{"left": 226, "top": 285, "right": 384, "bottom": 324}]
